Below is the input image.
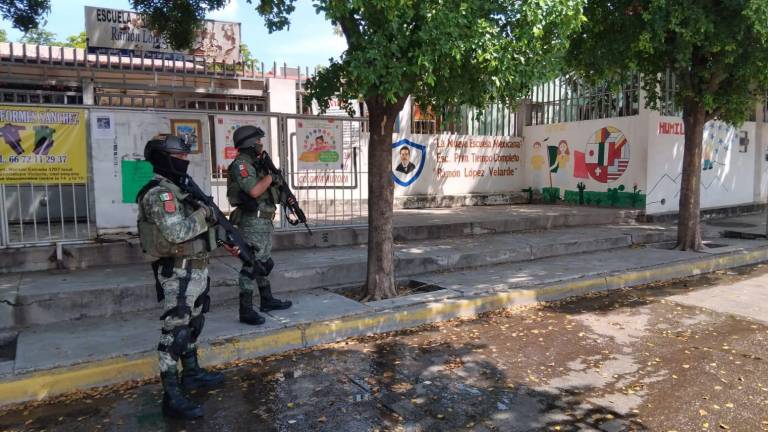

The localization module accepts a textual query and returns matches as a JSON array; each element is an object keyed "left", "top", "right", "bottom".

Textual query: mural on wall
[
  {"left": 391, "top": 138, "right": 426, "bottom": 187},
  {"left": 530, "top": 141, "right": 547, "bottom": 188},
  {"left": 554, "top": 126, "right": 643, "bottom": 207},
  {"left": 702, "top": 121, "right": 731, "bottom": 171},
  {"left": 524, "top": 120, "right": 645, "bottom": 209},
  {"left": 574, "top": 126, "right": 630, "bottom": 183},
  {"left": 645, "top": 119, "right": 748, "bottom": 213}
]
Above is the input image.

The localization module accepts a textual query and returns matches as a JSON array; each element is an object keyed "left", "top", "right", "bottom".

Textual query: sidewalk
[
  {"left": 1, "top": 205, "right": 643, "bottom": 328},
  {"left": 1, "top": 209, "right": 766, "bottom": 407},
  {"left": 0, "top": 204, "right": 639, "bottom": 274}
]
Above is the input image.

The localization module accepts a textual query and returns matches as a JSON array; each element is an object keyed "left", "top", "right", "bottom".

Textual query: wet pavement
[{"left": 3, "top": 265, "right": 768, "bottom": 431}]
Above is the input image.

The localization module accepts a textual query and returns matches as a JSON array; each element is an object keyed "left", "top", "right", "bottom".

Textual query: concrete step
[
  {"left": 1, "top": 224, "right": 671, "bottom": 329},
  {"left": 4, "top": 237, "right": 768, "bottom": 407},
  {"left": 0, "top": 205, "right": 640, "bottom": 274}
]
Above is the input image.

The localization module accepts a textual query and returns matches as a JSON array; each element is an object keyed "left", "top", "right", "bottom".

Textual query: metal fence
[
  {"left": 528, "top": 74, "right": 641, "bottom": 125},
  {"left": 0, "top": 182, "right": 93, "bottom": 247},
  {"left": 411, "top": 102, "right": 519, "bottom": 136},
  {"left": 209, "top": 114, "right": 370, "bottom": 231},
  {"left": 0, "top": 42, "right": 312, "bottom": 83}
]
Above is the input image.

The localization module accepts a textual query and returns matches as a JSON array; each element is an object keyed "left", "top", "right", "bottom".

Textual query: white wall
[
  {"left": 267, "top": 78, "right": 297, "bottom": 114},
  {"left": 645, "top": 114, "right": 756, "bottom": 214},
  {"left": 90, "top": 110, "right": 211, "bottom": 233},
  {"left": 522, "top": 116, "right": 648, "bottom": 198},
  {"left": 392, "top": 133, "right": 523, "bottom": 196}
]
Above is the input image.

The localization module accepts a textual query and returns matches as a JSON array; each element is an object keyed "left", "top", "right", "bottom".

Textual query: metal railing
[
  {"left": 0, "top": 104, "right": 370, "bottom": 247},
  {"left": 209, "top": 114, "right": 370, "bottom": 231},
  {"left": 528, "top": 74, "right": 641, "bottom": 125},
  {"left": 0, "top": 182, "right": 92, "bottom": 247},
  {"left": 1, "top": 89, "right": 83, "bottom": 105},
  {"left": 0, "top": 42, "right": 314, "bottom": 85},
  {"left": 411, "top": 103, "right": 519, "bottom": 136}
]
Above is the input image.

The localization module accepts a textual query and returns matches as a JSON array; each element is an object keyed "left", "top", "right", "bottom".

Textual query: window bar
[
  {"left": 31, "top": 184, "right": 38, "bottom": 241},
  {"left": 59, "top": 184, "right": 65, "bottom": 240},
  {"left": 16, "top": 184, "right": 23, "bottom": 242},
  {"left": 84, "top": 181, "right": 91, "bottom": 238},
  {"left": 72, "top": 184, "right": 78, "bottom": 238},
  {"left": 45, "top": 184, "right": 52, "bottom": 239}
]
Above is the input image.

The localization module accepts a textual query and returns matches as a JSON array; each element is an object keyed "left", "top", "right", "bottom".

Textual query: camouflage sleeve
[
  {"left": 142, "top": 187, "right": 208, "bottom": 244},
  {"left": 232, "top": 160, "right": 262, "bottom": 196}
]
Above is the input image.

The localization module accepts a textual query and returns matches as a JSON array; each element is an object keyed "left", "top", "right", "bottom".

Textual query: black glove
[{"left": 197, "top": 202, "right": 217, "bottom": 224}]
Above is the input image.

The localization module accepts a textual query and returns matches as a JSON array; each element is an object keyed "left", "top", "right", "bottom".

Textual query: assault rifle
[
  {"left": 178, "top": 174, "right": 259, "bottom": 264},
  {"left": 260, "top": 151, "right": 312, "bottom": 235}
]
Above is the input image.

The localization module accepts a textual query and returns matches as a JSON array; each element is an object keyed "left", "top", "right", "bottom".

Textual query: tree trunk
[
  {"left": 677, "top": 104, "right": 706, "bottom": 251},
  {"left": 363, "top": 97, "right": 405, "bottom": 300}
]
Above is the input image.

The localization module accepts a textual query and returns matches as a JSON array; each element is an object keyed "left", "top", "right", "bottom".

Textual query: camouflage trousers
[
  {"left": 238, "top": 216, "right": 274, "bottom": 293},
  {"left": 157, "top": 266, "right": 209, "bottom": 373}
]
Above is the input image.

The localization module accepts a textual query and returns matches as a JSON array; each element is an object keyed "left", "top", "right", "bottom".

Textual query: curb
[{"left": 2, "top": 245, "right": 767, "bottom": 407}]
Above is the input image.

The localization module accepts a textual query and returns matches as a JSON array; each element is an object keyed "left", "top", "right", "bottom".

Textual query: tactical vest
[
  {"left": 136, "top": 178, "right": 215, "bottom": 258},
  {"left": 226, "top": 153, "right": 279, "bottom": 213}
]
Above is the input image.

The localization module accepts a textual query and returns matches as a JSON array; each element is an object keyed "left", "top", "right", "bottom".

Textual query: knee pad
[
  {"left": 189, "top": 314, "right": 205, "bottom": 343},
  {"left": 194, "top": 286, "right": 211, "bottom": 313},
  {"left": 160, "top": 326, "right": 191, "bottom": 360},
  {"left": 254, "top": 258, "right": 274, "bottom": 276}
]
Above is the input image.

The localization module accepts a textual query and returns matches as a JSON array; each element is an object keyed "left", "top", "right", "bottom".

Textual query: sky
[{"left": 0, "top": 0, "right": 347, "bottom": 68}]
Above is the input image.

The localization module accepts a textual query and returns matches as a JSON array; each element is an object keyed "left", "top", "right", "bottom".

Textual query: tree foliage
[
  {"left": 64, "top": 31, "right": 86, "bottom": 49},
  {"left": 304, "top": 0, "right": 585, "bottom": 116},
  {"left": 0, "top": 29, "right": 7, "bottom": 42},
  {"left": 130, "top": 0, "right": 228, "bottom": 50},
  {"left": 0, "top": 0, "right": 50, "bottom": 32},
  {"left": 240, "top": 43, "right": 256, "bottom": 65},
  {"left": 567, "top": 0, "right": 768, "bottom": 250},
  {"left": 20, "top": 26, "right": 57, "bottom": 45},
  {"left": 567, "top": 0, "right": 768, "bottom": 126},
  {"left": 133, "top": 0, "right": 586, "bottom": 298}
]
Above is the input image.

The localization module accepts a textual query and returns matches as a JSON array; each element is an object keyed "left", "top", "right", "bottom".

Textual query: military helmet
[
  {"left": 144, "top": 134, "right": 191, "bottom": 161},
  {"left": 233, "top": 126, "right": 265, "bottom": 150},
  {"left": 144, "top": 134, "right": 192, "bottom": 160}
]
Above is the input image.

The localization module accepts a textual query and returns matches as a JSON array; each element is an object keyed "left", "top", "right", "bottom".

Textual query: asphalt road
[{"left": 3, "top": 264, "right": 768, "bottom": 431}]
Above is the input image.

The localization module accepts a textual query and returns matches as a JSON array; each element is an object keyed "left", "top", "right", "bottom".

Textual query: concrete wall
[{"left": 645, "top": 113, "right": 757, "bottom": 215}]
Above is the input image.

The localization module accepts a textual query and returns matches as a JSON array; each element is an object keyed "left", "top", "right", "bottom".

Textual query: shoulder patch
[
  {"left": 163, "top": 200, "right": 177, "bottom": 213},
  {"left": 239, "top": 163, "right": 249, "bottom": 177},
  {"left": 159, "top": 192, "right": 174, "bottom": 202}
]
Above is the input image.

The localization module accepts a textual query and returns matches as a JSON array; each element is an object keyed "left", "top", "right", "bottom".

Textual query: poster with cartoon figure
[
  {"left": 297, "top": 119, "right": 342, "bottom": 170},
  {"left": 213, "top": 115, "right": 270, "bottom": 173}
]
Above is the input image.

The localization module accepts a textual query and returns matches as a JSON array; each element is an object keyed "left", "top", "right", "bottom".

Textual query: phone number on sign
[{"left": 0, "top": 155, "right": 68, "bottom": 164}]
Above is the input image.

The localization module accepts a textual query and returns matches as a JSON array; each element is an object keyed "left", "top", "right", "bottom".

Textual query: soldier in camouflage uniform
[
  {"left": 227, "top": 126, "right": 292, "bottom": 325},
  {"left": 137, "top": 135, "right": 231, "bottom": 420}
]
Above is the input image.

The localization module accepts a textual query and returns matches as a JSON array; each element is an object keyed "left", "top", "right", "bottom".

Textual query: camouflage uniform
[
  {"left": 227, "top": 151, "right": 278, "bottom": 294},
  {"left": 137, "top": 176, "right": 215, "bottom": 373},
  {"left": 226, "top": 125, "right": 291, "bottom": 325},
  {"left": 138, "top": 134, "right": 224, "bottom": 420}
]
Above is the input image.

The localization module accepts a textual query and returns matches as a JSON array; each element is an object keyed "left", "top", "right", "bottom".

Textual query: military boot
[
  {"left": 180, "top": 350, "right": 224, "bottom": 390},
  {"left": 258, "top": 280, "right": 292, "bottom": 312},
  {"left": 161, "top": 368, "right": 203, "bottom": 420},
  {"left": 239, "top": 291, "right": 266, "bottom": 325}
]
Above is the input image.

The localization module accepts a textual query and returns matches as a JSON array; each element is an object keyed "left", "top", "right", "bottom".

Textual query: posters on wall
[
  {"left": 85, "top": 6, "right": 241, "bottom": 63},
  {"left": 296, "top": 119, "right": 343, "bottom": 170},
  {"left": 0, "top": 106, "right": 87, "bottom": 184},
  {"left": 90, "top": 110, "right": 211, "bottom": 232},
  {"left": 213, "top": 115, "right": 270, "bottom": 173}
]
